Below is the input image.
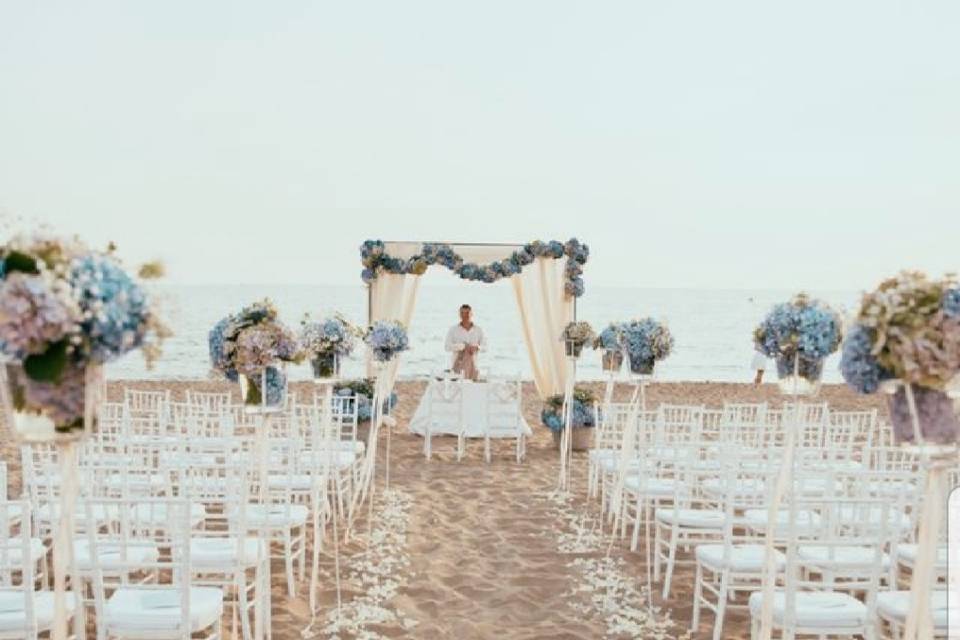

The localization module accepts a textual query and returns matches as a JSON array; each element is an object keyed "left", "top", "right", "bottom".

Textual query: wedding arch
[{"left": 360, "top": 239, "right": 589, "bottom": 398}]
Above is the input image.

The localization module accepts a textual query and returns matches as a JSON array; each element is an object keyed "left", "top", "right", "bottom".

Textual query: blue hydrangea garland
[{"left": 360, "top": 239, "right": 590, "bottom": 298}]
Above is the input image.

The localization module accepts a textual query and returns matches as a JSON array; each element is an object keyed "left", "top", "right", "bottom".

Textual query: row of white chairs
[
  {"left": 590, "top": 399, "right": 954, "bottom": 639},
  {"left": 1, "top": 386, "right": 374, "bottom": 640}
]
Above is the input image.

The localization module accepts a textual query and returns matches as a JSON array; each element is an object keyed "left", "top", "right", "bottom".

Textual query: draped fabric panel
[
  {"left": 510, "top": 258, "right": 574, "bottom": 397},
  {"left": 367, "top": 273, "right": 421, "bottom": 393}
]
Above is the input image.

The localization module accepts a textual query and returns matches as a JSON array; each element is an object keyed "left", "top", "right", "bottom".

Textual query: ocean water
[{"left": 109, "top": 283, "right": 861, "bottom": 384}]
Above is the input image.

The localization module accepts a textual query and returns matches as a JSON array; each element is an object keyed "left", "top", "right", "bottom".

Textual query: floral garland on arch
[{"left": 360, "top": 238, "right": 590, "bottom": 298}]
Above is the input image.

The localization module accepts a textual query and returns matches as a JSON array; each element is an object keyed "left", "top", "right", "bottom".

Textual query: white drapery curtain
[
  {"left": 368, "top": 273, "right": 421, "bottom": 392},
  {"left": 510, "top": 257, "right": 574, "bottom": 397}
]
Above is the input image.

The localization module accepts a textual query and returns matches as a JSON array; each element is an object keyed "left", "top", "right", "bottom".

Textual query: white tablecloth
[{"left": 408, "top": 380, "right": 532, "bottom": 438}]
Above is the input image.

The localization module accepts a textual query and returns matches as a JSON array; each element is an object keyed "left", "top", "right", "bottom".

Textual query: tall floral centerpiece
[
  {"left": 364, "top": 320, "right": 409, "bottom": 365},
  {"left": 840, "top": 272, "right": 960, "bottom": 444},
  {"left": 541, "top": 386, "right": 598, "bottom": 450},
  {"left": 621, "top": 318, "right": 674, "bottom": 376},
  {"left": 0, "top": 233, "right": 169, "bottom": 442},
  {"left": 561, "top": 321, "right": 595, "bottom": 358},
  {"left": 753, "top": 293, "right": 843, "bottom": 395},
  {"left": 208, "top": 300, "right": 302, "bottom": 411},
  {"left": 594, "top": 323, "right": 624, "bottom": 372},
  {"left": 300, "top": 314, "right": 358, "bottom": 381}
]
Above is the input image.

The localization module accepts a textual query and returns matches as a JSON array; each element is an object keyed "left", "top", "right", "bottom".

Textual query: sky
[{"left": 0, "top": 1, "right": 957, "bottom": 292}]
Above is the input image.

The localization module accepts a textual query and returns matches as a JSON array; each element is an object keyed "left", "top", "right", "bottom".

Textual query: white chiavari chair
[
  {"left": 423, "top": 380, "right": 465, "bottom": 461},
  {"left": 0, "top": 500, "right": 78, "bottom": 639},
  {"left": 85, "top": 496, "right": 224, "bottom": 640},
  {"left": 483, "top": 379, "right": 525, "bottom": 463}
]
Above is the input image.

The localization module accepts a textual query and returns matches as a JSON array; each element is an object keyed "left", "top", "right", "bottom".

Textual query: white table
[{"left": 408, "top": 380, "right": 532, "bottom": 438}]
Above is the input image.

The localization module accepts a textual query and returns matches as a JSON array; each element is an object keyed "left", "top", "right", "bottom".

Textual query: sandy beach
[{"left": 0, "top": 379, "right": 889, "bottom": 639}]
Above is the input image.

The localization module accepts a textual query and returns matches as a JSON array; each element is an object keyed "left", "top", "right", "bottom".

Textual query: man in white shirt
[{"left": 445, "top": 304, "right": 486, "bottom": 381}]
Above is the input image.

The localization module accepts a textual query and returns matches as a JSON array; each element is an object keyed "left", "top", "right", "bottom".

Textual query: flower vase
[
  {"left": 238, "top": 366, "right": 286, "bottom": 413},
  {"left": 0, "top": 362, "right": 103, "bottom": 443},
  {"left": 552, "top": 427, "right": 592, "bottom": 451},
  {"left": 311, "top": 353, "right": 340, "bottom": 382},
  {"left": 601, "top": 350, "right": 623, "bottom": 373},
  {"left": 628, "top": 354, "right": 655, "bottom": 376},
  {"left": 887, "top": 383, "right": 960, "bottom": 446},
  {"left": 775, "top": 355, "right": 823, "bottom": 396},
  {"left": 564, "top": 340, "right": 584, "bottom": 358}
]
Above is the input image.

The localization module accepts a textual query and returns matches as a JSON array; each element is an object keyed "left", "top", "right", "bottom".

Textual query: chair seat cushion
[
  {"left": 190, "top": 537, "right": 265, "bottom": 567},
  {"left": 875, "top": 590, "right": 951, "bottom": 630},
  {"left": 896, "top": 543, "right": 948, "bottom": 569},
  {"left": 244, "top": 504, "right": 309, "bottom": 528},
  {"left": 297, "top": 450, "right": 359, "bottom": 469},
  {"left": 748, "top": 591, "right": 867, "bottom": 629},
  {"left": 655, "top": 508, "right": 725, "bottom": 528},
  {"left": 599, "top": 456, "right": 640, "bottom": 474},
  {"left": 623, "top": 475, "right": 678, "bottom": 497},
  {"left": 797, "top": 545, "right": 890, "bottom": 570},
  {"left": 696, "top": 543, "right": 784, "bottom": 571},
  {"left": 837, "top": 506, "right": 912, "bottom": 531},
  {"left": 702, "top": 478, "right": 765, "bottom": 497},
  {"left": 73, "top": 538, "right": 160, "bottom": 571},
  {"left": 105, "top": 586, "right": 223, "bottom": 634},
  {"left": 132, "top": 503, "right": 207, "bottom": 528},
  {"left": 0, "top": 591, "right": 77, "bottom": 632}
]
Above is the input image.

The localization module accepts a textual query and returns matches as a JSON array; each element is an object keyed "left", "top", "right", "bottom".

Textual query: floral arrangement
[
  {"left": 333, "top": 378, "right": 398, "bottom": 423},
  {"left": 0, "top": 232, "right": 169, "bottom": 433},
  {"left": 562, "top": 321, "right": 595, "bottom": 357},
  {"left": 753, "top": 293, "right": 843, "bottom": 382},
  {"left": 621, "top": 318, "right": 674, "bottom": 374},
  {"left": 593, "top": 323, "right": 624, "bottom": 351},
  {"left": 364, "top": 320, "right": 409, "bottom": 362},
  {"left": 840, "top": 272, "right": 960, "bottom": 444},
  {"left": 541, "top": 387, "right": 598, "bottom": 432},
  {"left": 208, "top": 299, "right": 301, "bottom": 404},
  {"left": 841, "top": 272, "right": 960, "bottom": 392},
  {"left": 300, "top": 314, "right": 358, "bottom": 358},
  {"left": 360, "top": 239, "right": 590, "bottom": 298}
]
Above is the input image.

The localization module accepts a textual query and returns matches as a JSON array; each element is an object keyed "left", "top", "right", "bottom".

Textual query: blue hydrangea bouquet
[
  {"left": 840, "top": 272, "right": 960, "bottom": 444},
  {"left": 208, "top": 299, "right": 302, "bottom": 410},
  {"left": 561, "top": 321, "right": 596, "bottom": 358},
  {"left": 0, "top": 232, "right": 169, "bottom": 441},
  {"left": 753, "top": 293, "right": 842, "bottom": 395},
  {"left": 300, "top": 313, "right": 358, "bottom": 380},
  {"left": 333, "top": 378, "right": 399, "bottom": 423},
  {"left": 621, "top": 318, "right": 674, "bottom": 376},
  {"left": 364, "top": 320, "right": 409, "bottom": 363},
  {"left": 541, "top": 387, "right": 598, "bottom": 450},
  {"left": 593, "top": 323, "right": 625, "bottom": 372}
]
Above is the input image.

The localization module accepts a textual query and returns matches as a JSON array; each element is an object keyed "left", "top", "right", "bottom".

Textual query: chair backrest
[
  {"left": 827, "top": 409, "right": 877, "bottom": 450},
  {"left": 0, "top": 500, "right": 40, "bottom": 637},
  {"left": 427, "top": 380, "right": 464, "bottom": 427},
  {"left": 486, "top": 380, "right": 522, "bottom": 434},
  {"left": 655, "top": 403, "right": 704, "bottom": 445},
  {"left": 185, "top": 390, "right": 233, "bottom": 414}
]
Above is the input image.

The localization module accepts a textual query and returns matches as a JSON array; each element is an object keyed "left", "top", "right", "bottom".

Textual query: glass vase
[
  {"left": 0, "top": 362, "right": 103, "bottom": 443},
  {"left": 601, "top": 350, "right": 623, "bottom": 373},
  {"left": 775, "top": 355, "right": 823, "bottom": 396},
  {"left": 564, "top": 340, "right": 583, "bottom": 358},
  {"left": 238, "top": 365, "right": 286, "bottom": 413},
  {"left": 887, "top": 383, "right": 960, "bottom": 446},
  {"left": 628, "top": 354, "right": 655, "bottom": 376},
  {"left": 310, "top": 353, "right": 340, "bottom": 381}
]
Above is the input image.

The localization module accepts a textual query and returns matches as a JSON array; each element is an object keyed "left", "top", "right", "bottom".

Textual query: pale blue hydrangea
[
  {"left": 364, "top": 320, "right": 409, "bottom": 362},
  {"left": 840, "top": 323, "right": 893, "bottom": 394},
  {"left": 944, "top": 288, "right": 960, "bottom": 319}
]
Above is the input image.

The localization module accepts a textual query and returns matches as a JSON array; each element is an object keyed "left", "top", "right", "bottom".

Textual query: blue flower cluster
[
  {"left": 540, "top": 388, "right": 598, "bottom": 432},
  {"left": 360, "top": 239, "right": 590, "bottom": 298},
  {"left": 69, "top": 255, "right": 151, "bottom": 362},
  {"left": 839, "top": 323, "right": 894, "bottom": 394},
  {"left": 208, "top": 299, "right": 300, "bottom": 381},
  {"left": 621, "top": 318, "right": 674, "bottom": 372},
  {"left": 944, "top": 288, "right": 960, "bottom": 319},
  {"left": 300, "top": 315, "right": 356, "bottom": 357},
  {"left": 208, "top": 315, "right": 238, "bottom": 381},
  {"left": 753, "top": 295, "right": 841, "bottom": 380},
  {"left": 246, "top": 365, "right": 287, "bottom": 406},
  {"left": 364, "top": 320, "right": 409, "bottom": 362},
  {"left": 593, "top": 323, "right": 623, "bottom": 351},
  {"left": 333, "top": 379, "right": 398, "bottom": 422}
]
